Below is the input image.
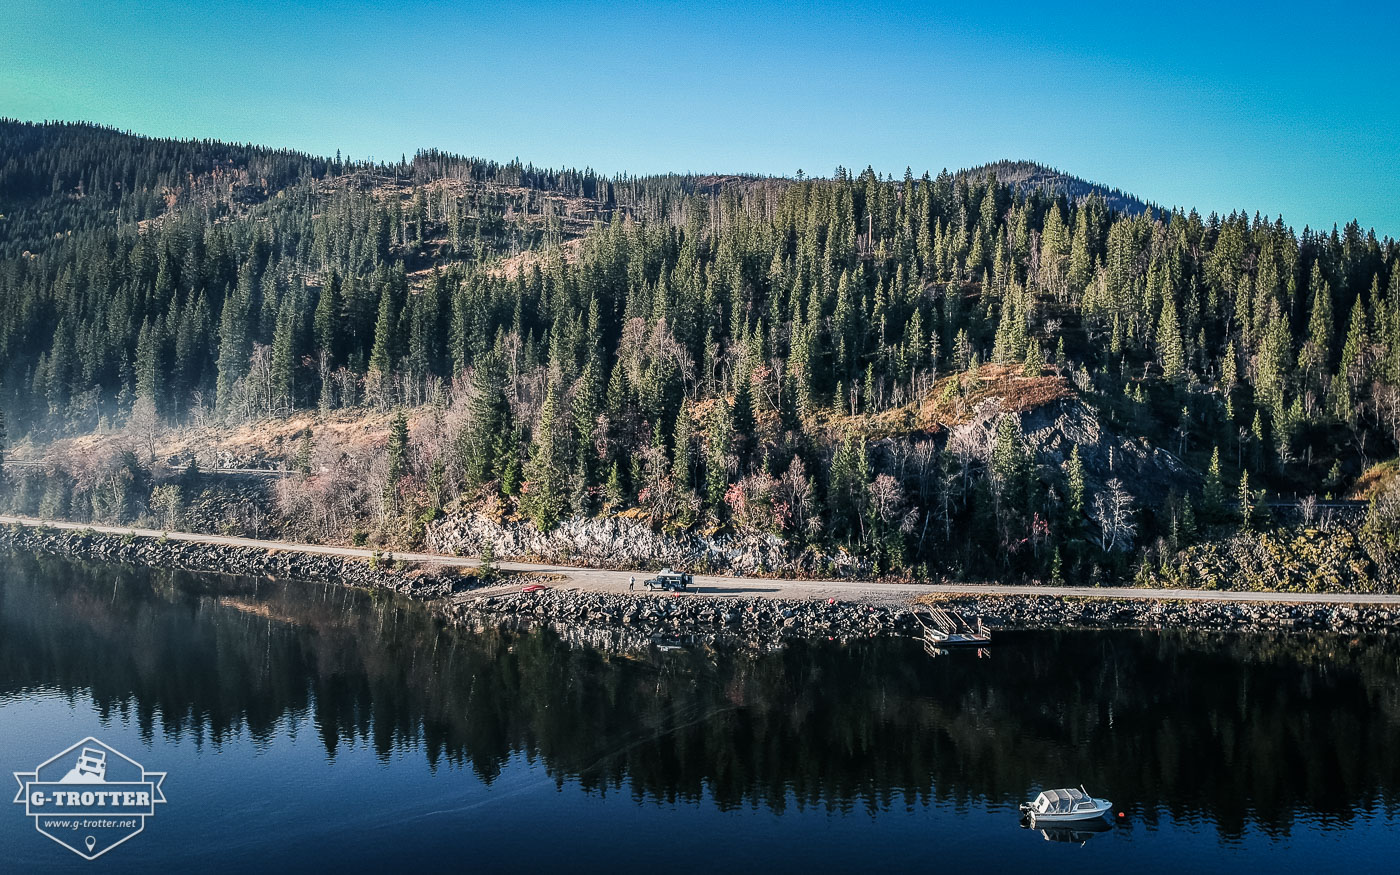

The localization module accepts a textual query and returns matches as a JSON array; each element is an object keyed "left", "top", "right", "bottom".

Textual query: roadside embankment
[
  {"left": 3, "top": 520, "right": 1398, "bottom": 648},
  {"left": 0, "top": 522, "right": 472, "bottom": 599}
]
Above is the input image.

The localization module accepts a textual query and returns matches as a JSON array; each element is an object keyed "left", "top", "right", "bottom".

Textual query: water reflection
[
  {"left": 1032, "top": 818, "right": 1115, "bottom": 845},
  {"left": 3, "top": 549, "right": 1400, "bottom": 841}
]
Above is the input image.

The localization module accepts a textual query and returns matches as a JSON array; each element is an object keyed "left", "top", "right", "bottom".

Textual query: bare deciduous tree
[
  {"left": 1300, "top": 494, "right": 1319, "bottom": 527},
  {"left": 1091, "top": 477, "right": 1137, "bottom": 552},
  {"left": 126, "top": 397, "right": 161, "bottom": 462}
]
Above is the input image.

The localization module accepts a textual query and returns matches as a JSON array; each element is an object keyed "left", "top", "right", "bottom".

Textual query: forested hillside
[{"left": 3, "top": 118, "right": 1398, "bottom": 584}]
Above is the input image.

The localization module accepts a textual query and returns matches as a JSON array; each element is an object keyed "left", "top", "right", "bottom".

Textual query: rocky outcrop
[
  {"left": 427, "top": 511, "right": 870, "bottom": 578},
  {"left": 941, "top": 397, "right": 1198, "bottom": 506}
]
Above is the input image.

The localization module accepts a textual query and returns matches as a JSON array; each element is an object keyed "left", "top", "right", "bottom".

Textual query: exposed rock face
[
  {"left": 429, "top": 397, "right": 1198, "bottom": 578},
  {"left": 427, "top": 512, "right": 870, "bottom": 578},
  {"left": 942, "top": 397, "right": 1198, "bottom": 507}
]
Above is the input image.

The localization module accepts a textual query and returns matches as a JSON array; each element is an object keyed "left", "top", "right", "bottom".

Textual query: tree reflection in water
[{"left": 4, "top": 549, "right": 1400, "bottom": 841}]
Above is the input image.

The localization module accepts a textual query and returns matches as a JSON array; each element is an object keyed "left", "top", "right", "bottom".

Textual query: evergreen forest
[{"left": 4, "top": 119, "right": 1399, "bottom": 583}]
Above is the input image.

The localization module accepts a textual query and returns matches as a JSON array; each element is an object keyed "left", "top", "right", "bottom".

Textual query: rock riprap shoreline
[
  {"left": 451, "top": 588, "right": 1399, "bottom": 647},
  {"left": 0, "top": 523, "right": 467, "bottom": 599},
  {"left": 2, "top": 522, "right": 1397, "bottom": 646}
]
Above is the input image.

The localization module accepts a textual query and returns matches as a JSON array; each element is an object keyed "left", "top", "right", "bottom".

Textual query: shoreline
[{"left": 2, "top": 517, "right": 1398, "bottom": 646}]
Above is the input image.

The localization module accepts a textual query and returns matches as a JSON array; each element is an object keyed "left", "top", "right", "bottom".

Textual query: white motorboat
[{"left": 1019, "top": 787, "right": 1113, "bottom": 824}]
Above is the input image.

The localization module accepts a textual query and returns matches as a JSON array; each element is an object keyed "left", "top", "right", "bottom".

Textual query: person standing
[{"left": 629, "top": 575, "right": 635, "bottom": 591}]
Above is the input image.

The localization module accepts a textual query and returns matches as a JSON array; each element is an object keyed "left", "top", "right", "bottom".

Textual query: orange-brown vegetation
[
  {"left": 1349, "top": 459, "right": 1398, "bottom": 501},
  {"left": 851, "top": 364, "right": 1074, "bottom": 438}
]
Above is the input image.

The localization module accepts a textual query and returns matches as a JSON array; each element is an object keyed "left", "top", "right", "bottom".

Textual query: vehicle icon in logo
[
  {"left": 61, "top": 748, "right": 109, "bottom": 784},
  {"left": 12, "top": 737, "right": 167, "bottom": 860}
]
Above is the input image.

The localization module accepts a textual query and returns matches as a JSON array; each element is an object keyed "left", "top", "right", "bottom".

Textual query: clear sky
[{"left": 4, "top": 0, "right": 1398, "bottom": 237}]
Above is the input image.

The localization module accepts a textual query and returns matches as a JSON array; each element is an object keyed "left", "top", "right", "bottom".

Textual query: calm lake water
[{"left": 3, "top": 550, "right": 1400, "bottom": 872}]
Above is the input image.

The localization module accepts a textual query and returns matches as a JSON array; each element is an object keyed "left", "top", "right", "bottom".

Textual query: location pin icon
[{"left": 85, "top": 836, "right": 96, "bottom": 853}]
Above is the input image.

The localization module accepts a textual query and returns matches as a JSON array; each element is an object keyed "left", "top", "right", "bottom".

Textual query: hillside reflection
[{"left": 4, "top": 550, "right": 1400, "bottom": 838}]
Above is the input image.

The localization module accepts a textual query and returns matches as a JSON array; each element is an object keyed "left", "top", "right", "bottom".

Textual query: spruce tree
[
  {"left": 1237, "top": 470, "right": 1255, "bottom": 529},
  {"left": 522, "top": 383, "right": 566, "bottom": 531},
  {"left": 270, "top": 293, "right": 297, "bottom": 412},
  {"left": 1334, "top": 295, "right": 1370, "bottom": 423},
  {"left": 1157, "top": 294, "right": 1186, "bottom": 384},
  {"left": 383, "top": 408, "right": 409, "bottom": 518},
  {"left": 705, "top": 400, "right": 733, "bottom": 509},
  {"left": 1064, "top": 445, "right": 1086, "bottom": 520},
  {"left": 462, "top": 353, "right": 506, "bottom": 488},
  {"left": 215, "top": 270, "right": 252, "bottom": 412},
  {"left": 315, "top": 271, "right": 341, "bottom": 368},
  {"left": 672, "top": 399, "right": 694, "bottom": 488},
  {"left": 1023, "top": 341, "right": 1044, "bottom": 378},
  {"left": 1203, "top": 446, "right": 1225, "bottom": 519}
]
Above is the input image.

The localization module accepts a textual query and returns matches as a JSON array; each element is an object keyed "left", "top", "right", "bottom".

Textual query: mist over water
[{"left": 2, "top": 550, "right": 1399, "bottom": 872}]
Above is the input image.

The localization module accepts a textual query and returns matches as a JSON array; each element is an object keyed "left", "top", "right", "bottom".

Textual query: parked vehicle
[{"left": 643, "top": 569, "right": 692, "bottom": 592}]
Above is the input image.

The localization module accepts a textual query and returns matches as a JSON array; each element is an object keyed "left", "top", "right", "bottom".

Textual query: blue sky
[{"left": 4, "top": 0, "right": 1399, "bottom": 237}]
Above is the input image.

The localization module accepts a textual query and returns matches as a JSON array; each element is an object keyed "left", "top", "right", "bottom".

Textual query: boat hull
[{"left": 1025, "top": 803, "right": 1113, "bottom": 825}]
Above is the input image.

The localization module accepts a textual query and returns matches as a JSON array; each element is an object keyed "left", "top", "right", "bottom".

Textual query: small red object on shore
[{"left": 522, "top": 583, "right": 546, "bottom": 593}]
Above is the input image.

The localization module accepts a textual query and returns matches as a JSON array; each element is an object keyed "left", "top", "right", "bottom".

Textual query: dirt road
[{"left": 3, "top": 514, "right": 1397, "bottom": 606}]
